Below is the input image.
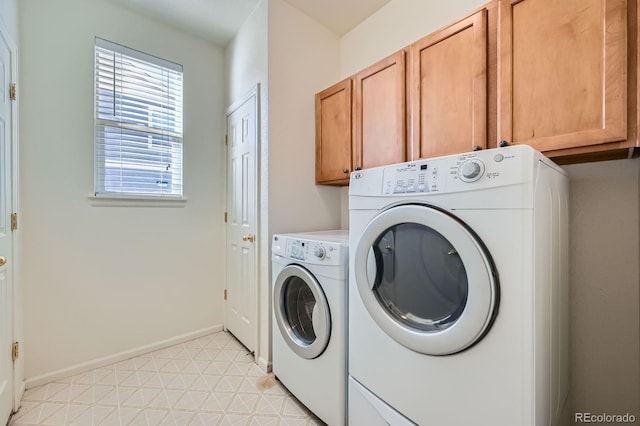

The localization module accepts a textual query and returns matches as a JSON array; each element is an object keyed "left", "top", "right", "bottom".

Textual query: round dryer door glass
[
  {"left": 354, "top": 204, "right": 498, "bottom": 355},
  {"left": 273, "top": 265, "right": 331, "bottom": 359},
  {"left": 370, "top": 223, "right": 468, "bottom": 332}
]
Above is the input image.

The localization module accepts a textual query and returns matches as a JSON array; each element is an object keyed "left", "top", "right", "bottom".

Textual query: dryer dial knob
[
  {"left": 313, "top": 246, "right": 326, "bottom": 260},
  {"left": 459, "top": 160, "right": 485, "bottom": 182},
  {"left": 461, "top": 161, "right": 481, "bottom": 178}
]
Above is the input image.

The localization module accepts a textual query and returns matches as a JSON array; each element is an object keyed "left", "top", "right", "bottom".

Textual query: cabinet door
[
  {"left": 353, "top": 50, "right": 406, "bottom": 170},
  {"left": 315, "top": 79, "right": 352, "bottom": 184},
  {"left": 500, "top": 0, "right": 627, "bottom": 152},
  {"left": 410, "top": 10, "right": 488, "bottom": 159}
]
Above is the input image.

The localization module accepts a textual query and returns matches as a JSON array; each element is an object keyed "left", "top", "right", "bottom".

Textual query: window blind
[{"left": 94, "top": 38, "right": 184, "bottom": 198}]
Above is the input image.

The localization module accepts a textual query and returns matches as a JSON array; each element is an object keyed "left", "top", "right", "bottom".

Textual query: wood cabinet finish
[
  {"left": 354, "top": 50, "right": 407, "bottom": 170},
  {"left": 315, "top": 0, "right": 639, "bottom": 183},
  {"left": 410, "top": 9, "right": 488, "bottom": 159},
  {"left": 499, "top": 0, "right": 629, "bottom": 153},
  {"left": 315, "top": 79, "right": 352, "bottom": 184}
]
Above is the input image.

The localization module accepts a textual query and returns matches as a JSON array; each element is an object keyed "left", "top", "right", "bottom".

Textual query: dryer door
[
  {"left": 354, "top": 204, "right": 498, "bottom": 355},
  {"left": 273, "top": 265, "right": 331, "bottom": 359}
]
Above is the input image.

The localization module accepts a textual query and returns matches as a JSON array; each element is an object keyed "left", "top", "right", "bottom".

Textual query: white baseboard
[
  {"left": 257, "top": 355, "right": 271, "bottom": 373},
  {"left": 24, "top": 324, "right": 223, "bottom": 389}
]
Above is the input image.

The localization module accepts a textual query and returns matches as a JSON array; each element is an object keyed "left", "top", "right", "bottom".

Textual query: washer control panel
[
  {"left": 272, "top": 236, "right": 346, "bottom": 266},
  {"left": 288, "top": 239, "right": 313, "bottom": 261},
  {"left": 313, "top": 245, "right": 326, "bottom": 260}
]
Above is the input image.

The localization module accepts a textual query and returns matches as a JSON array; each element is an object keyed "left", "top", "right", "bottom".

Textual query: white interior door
[
  {"left": 224, "top": 87, "right": 258, "bottom": 354},
  {"left": 0, "top": 22, "right": 15, "bottom": 424}
]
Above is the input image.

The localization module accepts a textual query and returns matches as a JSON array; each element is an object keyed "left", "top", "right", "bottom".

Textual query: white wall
[
  {"left": 225, "top": 0, "right": 344, "bottom": 371},
  {"left": 224, "top": 0, "right": 270, "bottom": 370},
  {"left": 225, "top": 1, "right": 268, "bottom": 108},
  {"left": 338, "top": 0, "right": 640, "bottom": 421},
  {"left": 340, "top": 0, "right": 487, "bottom": 76},
  {"left": 564, "top": 160, "right": 640, "bottom": 421},
  {"left": 0, "top": 0, "right": 17, "bottom": 41},
  {"left": 265, "top": 0, "right": 343, "bottom": 366},
  {"left": 267, "top": 0, "right": 343, "bottom": 236},
  {"left": 20, "top": 0, "right": 226, "bottom": 382}
]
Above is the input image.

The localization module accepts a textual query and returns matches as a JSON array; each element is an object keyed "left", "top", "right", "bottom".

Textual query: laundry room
[{"left": 1, "top": 0, "right": 639, "bottom": 425}]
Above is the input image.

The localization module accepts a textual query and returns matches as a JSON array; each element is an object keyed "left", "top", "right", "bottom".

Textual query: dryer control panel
[
  {"left": 382, "top": 162, "right": 444, "bottom": 194},
  {"left": 351, "top": 145, "right": 565, "bottom": 198}
]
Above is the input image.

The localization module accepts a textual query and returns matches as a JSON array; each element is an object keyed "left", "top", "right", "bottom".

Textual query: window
[{"left": 94, "top": 38, "right": 183, "bottom": 198}]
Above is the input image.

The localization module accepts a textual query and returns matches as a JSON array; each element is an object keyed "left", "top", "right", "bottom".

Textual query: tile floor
[{"left": 10, "top": 331, "right": 324, "bottom": 425}]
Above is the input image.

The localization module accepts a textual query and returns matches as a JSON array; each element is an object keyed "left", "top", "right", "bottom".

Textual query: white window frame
[{"left": 93, "top": 38, "right": 184, "bottom": 201}]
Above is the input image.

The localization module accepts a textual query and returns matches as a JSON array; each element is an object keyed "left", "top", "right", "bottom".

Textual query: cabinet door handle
[
  {"left": 343, "top": 168, "right": 349, "bottom": 174},
  {"left": 355, "top": 166, "right": 362, "bottom": 171}
]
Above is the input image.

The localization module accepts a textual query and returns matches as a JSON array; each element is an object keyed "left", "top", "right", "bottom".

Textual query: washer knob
[{"left": 313, "top": 246, "right": 326, "bottom": 260}]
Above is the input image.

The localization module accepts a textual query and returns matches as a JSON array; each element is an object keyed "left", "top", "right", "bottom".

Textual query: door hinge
[
  {"left": 224, "top": 212, "right": 227, "bottom": 223},
  {"left": 10, "top": 213, "right": 17, "bottom": 231},
  {"left": 224, "top": 134, "right": 228, "bottom": 146},
  {"left": 224, "top": 289, "right": 227, "bottom": 300},
  {"left": 11, "top": 342, "right": 19, "bottom": 362},
  {"left": 9, "top": 83, "right": 16, "bottom": 101}
]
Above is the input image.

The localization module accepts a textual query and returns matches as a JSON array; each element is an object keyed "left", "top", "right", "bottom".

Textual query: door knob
[
  {"left": 0, "top": 257, "right": 6, "bottom": 267},
  {"left": 242, "top": 234, "right": 255, "bottom": 243}
]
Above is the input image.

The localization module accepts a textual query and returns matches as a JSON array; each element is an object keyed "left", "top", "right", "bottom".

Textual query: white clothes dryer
[
  {"left": 348, "top": 145, "right": 569, "bottom": 426},
  {"left": 272, "top": 230, "right": 348, "bottom": 426}
]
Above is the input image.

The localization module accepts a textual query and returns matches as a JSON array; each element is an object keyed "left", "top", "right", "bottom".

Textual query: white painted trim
[
  {"left": 24, "top": 325, "right": 223, "bottom": 389},
  {"left": 16, "top": 382, "right": 24, "bottom": 405},
  {"left": 88, "top": 194, "right": 188, "bottom": 208},
  {"left": 0, "top": 12, "right": 21, "bottom": 414},
  {"left": 225, "top": 83, "right": 260, "bottom": 116},
  {"left": 257, "top": 355, "right": 271, "bottom": 374}
]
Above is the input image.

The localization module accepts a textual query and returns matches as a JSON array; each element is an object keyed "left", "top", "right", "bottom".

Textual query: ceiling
[
  {"left": 283, "top": 0, "right": 391, "bottom": 36},
  {"left": 108, "top": 0, "right": 391, "bottom": 46}
]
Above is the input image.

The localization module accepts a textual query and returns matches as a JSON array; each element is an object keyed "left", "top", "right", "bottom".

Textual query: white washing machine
[
  {"left": 348, "top": 145, "right": 569, "bottom": 426},
  {"left": 272, "top": 230, "right": 348, "bottom": 426}
]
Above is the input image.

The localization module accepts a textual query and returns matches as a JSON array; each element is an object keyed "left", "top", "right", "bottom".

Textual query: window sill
[{"left": 88, "top": 194, "right": 188, "bottom": 208}]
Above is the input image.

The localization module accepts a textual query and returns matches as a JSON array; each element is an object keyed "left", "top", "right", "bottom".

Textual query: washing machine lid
[
  {"left": 354, "top": 203, "right": 498, "bottom": 355},
  {"left": 273, "top": 264, "right": 331, "bottom": 359}
]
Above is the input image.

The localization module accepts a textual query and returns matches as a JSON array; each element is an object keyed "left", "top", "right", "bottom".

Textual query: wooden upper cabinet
[
  {"left": 353, "top": 50, "right": 407, "bottom": 170},
  {"left": 499, "top": 0, "right": 629, "bottom": 153},
  {"left": 315, "top": 79, "right": 352, "bottom": 184},
  {"left": 410, "top": 9, "right": 488, "bottom": 159},
  {"left": 315, "top": 0, "right": 637, "bottom": 182}
]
